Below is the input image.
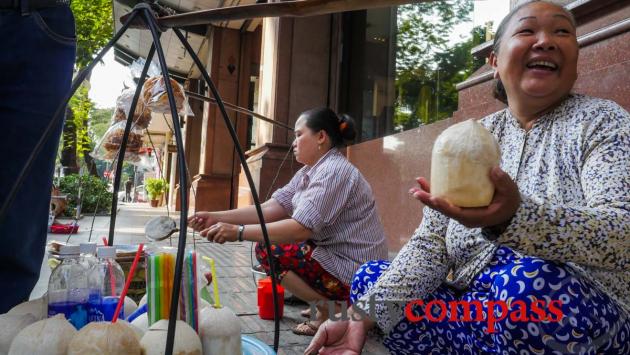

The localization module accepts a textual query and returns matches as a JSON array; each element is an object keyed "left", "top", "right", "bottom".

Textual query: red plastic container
[{"left": 257, "top": 277, "right": 284, "bottom": 320}]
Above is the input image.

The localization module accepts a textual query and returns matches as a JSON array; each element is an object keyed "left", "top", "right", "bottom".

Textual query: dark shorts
[{"left": 255, "top": 241, "right": 350, "bottom": 301}]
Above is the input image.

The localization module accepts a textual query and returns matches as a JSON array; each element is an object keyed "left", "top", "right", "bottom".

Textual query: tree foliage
[
  {"left": 68, "top": 85, "right": 94, "bottom": 159},
  {"left": 55, "top": 174, "right": 113, "bottom": 217},
  {"left": 71, "top": 0, "right": 114, "bottom": 70},
  {"left": 90, "top": 108, "right": 114, "bottom": 141},
  {"left": 62, "top": 0, "right": 114, "bottom": 174},
  {"left": 394, "top": 0, "right": 486, "bottom": 130},
  {"left": 396, "top": 1, "right": 472, "bottom": 74}
]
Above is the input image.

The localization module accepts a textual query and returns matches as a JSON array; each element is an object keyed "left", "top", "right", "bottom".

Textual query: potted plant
[{"left": 145, "top": 178, "right": 167, "bottom": 207}]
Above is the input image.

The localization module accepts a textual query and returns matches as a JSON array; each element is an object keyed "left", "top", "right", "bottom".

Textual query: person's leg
[
  {"left": 479, "top": 247, "right": 630, "bottom": 354},
  {"left": 255, "top": 241, "right": 350, "bottom": 334},
  {"left": 281, "top": 271, "right": 342, "bottom": 329},
  {"left": 0, "top": 6, "right": 76, "bottom": 312},
  {"left": 352, "top": 260, "right": 478, "bottom": 354}
]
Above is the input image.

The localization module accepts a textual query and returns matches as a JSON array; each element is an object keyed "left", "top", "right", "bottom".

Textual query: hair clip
[{"left": 339, "top": 122, "right": 348, "bottom": 132}]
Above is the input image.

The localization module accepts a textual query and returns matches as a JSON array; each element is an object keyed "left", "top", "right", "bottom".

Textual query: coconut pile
[{"left": 1, "top": 296, "right": 242, "bottom": 355}]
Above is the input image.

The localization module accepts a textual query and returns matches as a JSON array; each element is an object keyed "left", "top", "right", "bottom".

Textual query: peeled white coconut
[
  {"left": 119, "top": 320, "right": 145, "bottom": 340},
  {"left": 130, "top": 313, "right": 149, "bottom": 333},
  {"left": 199, "top": 307, "right": 241, "bottom": 355},
  {"left": 67, "top": 321, "right": 142, "bottom": 355},
  {"left": 139, "top": 294, "right": 147, "bottom": 307},
  {"left": 7, "top": 296, "right": 47, "bottom": 320},
  {"left": 124, "top": 296, "right": 138, "bottom": 318},
  {"left": 430, "top": 119, "right": 501, "bottom": 207},
  {"left": 199, "top": 299, "right": 211, "bottom": 310},
  {"left": 0, "top": 313, "right": 37, "bottom": 354},
  {"left": 141, "top": 319, "right": 202, "bottom": 355},
  {"left": 8, "top": 314, "right": 76, "bottom": 355}
]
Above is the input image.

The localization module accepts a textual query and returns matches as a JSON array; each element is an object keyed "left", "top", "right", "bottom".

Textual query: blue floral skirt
[{"left": 351, "top": 247, "right": 630, "bottom": 354}]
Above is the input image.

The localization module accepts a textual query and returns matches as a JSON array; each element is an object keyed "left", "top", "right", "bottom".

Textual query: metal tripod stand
[{"left": 1, "top": 3, "right": 281, "bottom": 354}]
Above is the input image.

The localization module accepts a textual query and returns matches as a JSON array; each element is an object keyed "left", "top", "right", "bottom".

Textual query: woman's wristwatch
[{"left": 237, "top": 224, "right": 245, "bottom": 242}]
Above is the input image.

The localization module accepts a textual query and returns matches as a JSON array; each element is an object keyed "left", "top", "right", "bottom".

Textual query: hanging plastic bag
[
  {"left": 134, "top": 148, "right": 158, "bottom": 172},
  {"left": 112, "top": 88, "right": 153, "bottom": 129},
  {"left": 141, "top": 75, "right": 193, "bottom": 116},
  {"left": 91, "top": 121, "right": 145, "bottom": 164},
  {"left": 130, "top": 57, "right": 161, "bottom": 79}
]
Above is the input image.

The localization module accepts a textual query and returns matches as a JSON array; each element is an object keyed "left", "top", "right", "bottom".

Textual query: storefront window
[{"left": 340, "top": 1, "right": 501, "bottom": 142}]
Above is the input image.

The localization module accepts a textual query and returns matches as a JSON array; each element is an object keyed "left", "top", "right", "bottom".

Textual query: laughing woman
[
  {"left": 307, "top": 1, "right": 630, "bottom": 354},
  {"left": 188, "top": 107, "right": 387, "bottom": 336}
]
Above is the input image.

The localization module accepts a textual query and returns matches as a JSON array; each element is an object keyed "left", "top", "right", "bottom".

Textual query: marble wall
[{"left": 348, "top": 1, "right": 630, "bottom": 252}]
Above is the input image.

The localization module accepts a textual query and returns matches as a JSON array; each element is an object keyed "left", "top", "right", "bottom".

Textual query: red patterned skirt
[{"left": 255, "top": 241, "right": 350, "bottom": 301}]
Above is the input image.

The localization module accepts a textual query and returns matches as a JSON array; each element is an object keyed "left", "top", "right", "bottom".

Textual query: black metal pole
[
  {"left": 173, "top": 27, "right": 281, "bottom": 352},
  {"left": 107, "top": 44, "right": 157, "bottom": 246},
  {"left": 0, "top": 11, "right": 139, "bottom": 223},
  {"left": 142, "top": 8, "right": 191, "bottom": 355},
  {"left": 185, "top": 90, "right": 294, "bottom": 131}
]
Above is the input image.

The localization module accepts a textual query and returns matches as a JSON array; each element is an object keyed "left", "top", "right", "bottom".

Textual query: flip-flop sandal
[
  {"left": 292, "top": 321, "right": 319, "bottom": 336},
  {"left": 300, "top": 308, "right": 312, "bottom": 318}
]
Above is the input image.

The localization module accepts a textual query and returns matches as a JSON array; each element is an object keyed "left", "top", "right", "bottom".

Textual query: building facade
[{"left": 115, "top": 0, "right": 630, "bottom": 254}]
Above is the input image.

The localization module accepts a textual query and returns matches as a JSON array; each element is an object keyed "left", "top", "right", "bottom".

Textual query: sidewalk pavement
[{"left": 35, "top": 202, "right": 388, "bottom": 355}]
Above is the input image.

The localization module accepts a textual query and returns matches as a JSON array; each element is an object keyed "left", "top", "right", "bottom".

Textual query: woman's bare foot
[{"left": 300, "top": 307, "right": 313, "bottom": 318}]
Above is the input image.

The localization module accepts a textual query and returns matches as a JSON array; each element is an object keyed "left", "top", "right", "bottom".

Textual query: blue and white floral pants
[{"left": 351, "top": 247, "right": 630, "bottom": 354}]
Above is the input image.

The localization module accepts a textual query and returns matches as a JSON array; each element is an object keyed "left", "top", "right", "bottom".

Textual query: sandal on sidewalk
[
  {"left": 292, "top": 321, "right": 319, "bottom": 336},
  {"left": 300, "top": 308, "right": 312, "bottom": 318}
]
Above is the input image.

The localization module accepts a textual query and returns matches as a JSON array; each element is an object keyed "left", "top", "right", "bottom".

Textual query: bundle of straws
[
  {"left": 179, "top": 249, "right": 199, "bottom": 331},
  {"left": 146, "top": 250, "right": 175, "bottom": 326},
  {"left": 146, "top": 248, "right": 199, "bottom": 331}
]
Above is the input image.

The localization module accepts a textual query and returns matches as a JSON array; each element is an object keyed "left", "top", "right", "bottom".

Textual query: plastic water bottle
[
  {"left": 48, "top": 245, "right": 89, "bottom": 329},
  {"left": 47, "top": 210, "right": 55, "bottom": 232},
  {"left": 87, "top": 246, "right": 125, "bottom": 322},
  {"left": 79, "top": 243, "right": 98, "bottom": 270}
]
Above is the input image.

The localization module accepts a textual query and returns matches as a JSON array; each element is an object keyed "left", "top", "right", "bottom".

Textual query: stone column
[
  {"left": 247, "top": 14, "right": 332, "bottom": 203},
  {"left": 191, "top": 27, "right": 249, "bottom": 212}
]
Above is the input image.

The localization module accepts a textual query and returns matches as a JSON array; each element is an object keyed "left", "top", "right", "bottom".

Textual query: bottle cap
[{"left": 97, "top": 246, "right": 117, "bottom": 259}]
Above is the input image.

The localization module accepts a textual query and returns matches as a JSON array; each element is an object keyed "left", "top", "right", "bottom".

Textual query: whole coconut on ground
[
  {"left": 67, "top": 321, "right": 142, "bottom": 355},
  {"left": 0, "top": 313, "right": 37, "bottom": 354},
  {"left": 8, "top": 314, "right": 76, "bottom": 355},
  {"left": 141, "top": 319, "right": 202, "bottom": 355},
  {"left": 7, "top": 296, "right": 47, "bottom": 321},
  {"left": 199, "top": 306, "right": 241, "bottom": 355}
]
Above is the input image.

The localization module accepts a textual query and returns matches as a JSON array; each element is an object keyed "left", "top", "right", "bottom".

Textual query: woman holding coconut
[{"left": 307, "top": 1, "right": 630, "bottom": 354}]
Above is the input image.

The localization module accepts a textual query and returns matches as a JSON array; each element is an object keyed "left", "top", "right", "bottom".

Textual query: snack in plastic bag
[
  {"left": 112, "top": 88, "right": 153, "bottom": 129},
  {"left": 91, "top": 121, "right": 145, "bottom": 163},
  {"left": 142, "top": 76, "right": 186, "bottom": 114}
]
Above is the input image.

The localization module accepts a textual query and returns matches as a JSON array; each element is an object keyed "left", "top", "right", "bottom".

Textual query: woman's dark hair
[
  {"left": 299, "top": 107, "right": 356, "bottom": 148},
  {"left": 492, "top": 0, "right": 576, "bottom": 104}
]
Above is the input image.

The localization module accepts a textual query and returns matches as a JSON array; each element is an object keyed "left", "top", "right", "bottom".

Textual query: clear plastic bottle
[
  {"left": 47, "top": 245, "right": 89, "bottom": 329},
  {"left": 87, "top": 246, "right": 125, "bottom": 322},
  {"left": 79, "top": 243, "right": 98, "bottom": 270}
]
